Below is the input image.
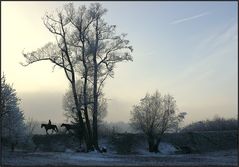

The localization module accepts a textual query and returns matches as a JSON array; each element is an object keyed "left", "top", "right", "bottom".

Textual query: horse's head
[{"left": 41, "top": 124, "right": 44, "bottom": 128}]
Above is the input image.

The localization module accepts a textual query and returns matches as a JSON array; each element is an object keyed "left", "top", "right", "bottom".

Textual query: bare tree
[
  {"left": 21, "top": 8, "right": 91, "bottom": 150},
  {"left": 62, "top": 3, "right": 132, "bottom": 150},
  {"left": 130, "top": 91, "right": 186, "bottom": 152},
  {"left": 64, "top": 4, "right": 95, "bottom": 148},
  {"left": 61, "top": 3, "right": 132, "bottom": 151},
  {"left": 25, "top": 117, "right": 38, "bottom": 136},
  {"left": 22, "top": 3, "right": 133, "bottom": 152},
  {"left": 86, "top": 3, "right": 133, "bottom": 150}
]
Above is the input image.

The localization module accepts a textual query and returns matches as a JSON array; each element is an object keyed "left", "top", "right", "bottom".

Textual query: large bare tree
[
  {"left": 64, "top": 3, "right": 133, "bottom": 150},
  {"left": 22, "top": 3, "right": 133, "bottom": 152},
  {"left": 86, "top": 3, "right": 133, "bottom": 150},
  {"left": 63, "top": 3, "right": 95, "bottom": 149},
  {"left": 130, "top": 91, "right": 186, "bottom": 152},
  {"left": 21, "top": 8, "right": 91, "bottom": 150}
]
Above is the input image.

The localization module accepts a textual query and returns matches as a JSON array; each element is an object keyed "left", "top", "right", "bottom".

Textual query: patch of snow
[
  {"left": 63, "top": 152, "right": 117, "bottom": 162},
  {"left": 135, "top": 142, "right": 178, "bottom": 155},
  {"left": 65, "top": 148, "right": 74, "bottom": 153},
  {"left": 159, "top": 142, "right": 178, "bottom": 155}
]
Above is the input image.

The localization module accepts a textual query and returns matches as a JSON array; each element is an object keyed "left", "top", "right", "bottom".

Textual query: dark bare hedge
[
  {"left": 32, "top": 130, "right": 237, "bottom": 153},
  {"left": 162, "top": 130, "right": 237, "bottom": 153},
  {"left": 109, "top": 132, "right": 139, "bottom": 154},
  {"left": 32, "top": 134, "right": 81, "bottom": 152}
]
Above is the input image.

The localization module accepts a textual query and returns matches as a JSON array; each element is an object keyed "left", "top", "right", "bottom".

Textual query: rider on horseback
[{"left": 41, "top": 120, "right": 58, "bottom": 134}]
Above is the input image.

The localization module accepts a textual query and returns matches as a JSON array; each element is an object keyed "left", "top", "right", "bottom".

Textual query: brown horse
[{"left": 41, "top": 124, "right": 58, "bottom": 134}]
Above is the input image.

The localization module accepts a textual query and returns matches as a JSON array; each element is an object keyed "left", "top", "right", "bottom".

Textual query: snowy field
[{"left": 3, "top": 149, "right": 237, "bottom": 166}]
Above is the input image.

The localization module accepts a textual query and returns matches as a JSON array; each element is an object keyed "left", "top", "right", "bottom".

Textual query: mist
[{"left": 19, "top": 91, "right": 66, "bottom": 124}]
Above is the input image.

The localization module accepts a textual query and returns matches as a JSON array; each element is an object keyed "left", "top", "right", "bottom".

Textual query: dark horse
[
  {"left": 61, "top": 123, "right": 78, "bottom": 133},
  {"left": 41, "top": 124, "right": 58, "bottom": 134}
]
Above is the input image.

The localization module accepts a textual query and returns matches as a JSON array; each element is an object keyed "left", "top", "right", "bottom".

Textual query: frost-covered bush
[
  {"left": 1, "top": 75, "right": 27, "bottom": 151},
  {"left": 130, "top": 91, "right": 186, "bottom": 152}
]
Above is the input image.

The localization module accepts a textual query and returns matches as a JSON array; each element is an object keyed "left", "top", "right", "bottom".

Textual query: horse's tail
[{"left": 55, "top": 125, "right": 58, "bottom": 132}]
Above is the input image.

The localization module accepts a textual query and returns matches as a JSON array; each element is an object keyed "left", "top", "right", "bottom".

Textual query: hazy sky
[{"left": 2, "top": 1, "right": 238, "bottom": 125}]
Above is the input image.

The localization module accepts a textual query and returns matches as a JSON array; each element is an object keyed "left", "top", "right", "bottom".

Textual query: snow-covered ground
[{"left": 3, "top": 149, "right": 237, "bottom": 166}]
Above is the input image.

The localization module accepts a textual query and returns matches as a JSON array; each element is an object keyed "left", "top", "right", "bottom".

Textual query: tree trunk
[
  {"left": 80, "top": 39, "right": 94, "bottom": 151},
  {"left": 153, "top": 137, "right": 161, "bottom": 153},
  {"left": 92, "top": 63, "right": 100, "bottom": 151},
  {"left": 71, "top": 82, "right": 90, "bottom": 151},
  {"left": 92, "top": 18, "right": 100, "bottom": 152},
  {"left": 147, "top": 135, "right": 161, "bottom": 153},
  {"left": 83, "top": 70, "right": 94, "bottom": 151},
  {"left": 11, "top": 143, "right": 15, "bottom": 152},
  {"left": 147, "top": 136, "right": 155, "bottom": 152}
]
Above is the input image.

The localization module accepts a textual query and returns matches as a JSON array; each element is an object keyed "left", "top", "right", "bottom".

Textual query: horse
[
  {"left": 41, "top": 124, "right": 58, "bottom": 134},
  {"left": 61, "top": 123, "right": 78, "bottom": 133}
]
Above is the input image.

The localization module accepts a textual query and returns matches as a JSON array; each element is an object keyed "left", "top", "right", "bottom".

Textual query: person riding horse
[{"left": 41, "top": 120, "right": 58, "bottom": 134}]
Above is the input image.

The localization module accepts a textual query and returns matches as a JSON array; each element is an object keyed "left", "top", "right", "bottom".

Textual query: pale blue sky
[{"left": 2, "top": 1, "right": 237, "bottom": 125}]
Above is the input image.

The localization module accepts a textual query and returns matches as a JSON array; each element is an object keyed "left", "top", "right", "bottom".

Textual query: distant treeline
[{"left": 181, "top": 117, "right": 237, "bottom": 132}]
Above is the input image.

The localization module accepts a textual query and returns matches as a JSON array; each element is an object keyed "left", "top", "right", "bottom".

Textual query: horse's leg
[{"left": 68, "top": 129, "right": 72, "bottom": 134}]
